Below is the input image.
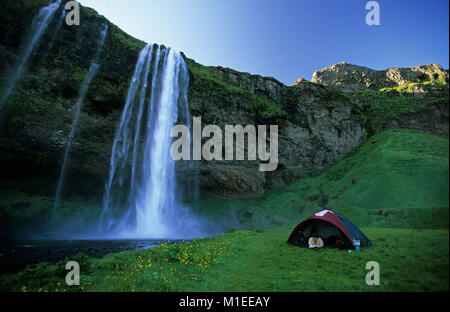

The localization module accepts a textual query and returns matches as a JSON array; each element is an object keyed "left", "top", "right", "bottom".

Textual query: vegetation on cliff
[
  {"left": 186, "top": 58, "right": 287, "bottom": 123},
  {"left": 349, "top": 79, "right": 449, "bottom": 134}
]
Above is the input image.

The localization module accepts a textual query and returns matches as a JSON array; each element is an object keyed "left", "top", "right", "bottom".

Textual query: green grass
[
  {"left": 191, "top": 129, "right": 449, "bottom": 230},
  {"left": 1, "top": 227, "right": 448, "bottom": 292}
]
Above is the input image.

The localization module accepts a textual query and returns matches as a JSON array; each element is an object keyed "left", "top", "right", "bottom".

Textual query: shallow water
[{"left": 0, "top": 238, "right": 182, "bottom": 274}]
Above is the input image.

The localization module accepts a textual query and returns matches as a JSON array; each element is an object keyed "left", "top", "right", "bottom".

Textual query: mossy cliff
[
  {"left": 0, "top": 0, "right": 448, "bottom": 209},
  {"left": 0, "top": 0, "right": 146, "bottom": 203}
]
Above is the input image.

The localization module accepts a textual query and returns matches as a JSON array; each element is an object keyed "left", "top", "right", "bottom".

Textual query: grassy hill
[{"left": 193, "top": 128, "right": 449, "bottom": 230}]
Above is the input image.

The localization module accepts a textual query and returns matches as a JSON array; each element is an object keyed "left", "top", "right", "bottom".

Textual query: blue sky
[{"left": 78, "top": 0, "right": 449, "bottom": 85}]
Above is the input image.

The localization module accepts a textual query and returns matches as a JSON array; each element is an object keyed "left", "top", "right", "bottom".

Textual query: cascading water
[
  {"left": 52, "top": 24, "right": 109, "bottom": 221},
  {"left": 99, "top": 44, "right": 205, "bottom": 239},
  {"left": 0, "top": 0, "right": 62, "bottom": 114},
  {"left": 45, "top": 6, "right": 67, "bottom": 55},
  {"left": 99, "top": 44, "right": 154, "bottom": 233}
]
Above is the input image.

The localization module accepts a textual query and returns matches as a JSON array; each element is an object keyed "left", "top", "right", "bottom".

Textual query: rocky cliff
[
  {"left": 0, "top": 0, "right": 448, "bottom": 204},
  {"left": 312, "top": 62, "right": 449, "bottom": 92}
]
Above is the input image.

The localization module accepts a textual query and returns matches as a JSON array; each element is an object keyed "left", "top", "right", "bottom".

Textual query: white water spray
[{"left": 0, "top": 0, "right": 62, "bottom": 114}]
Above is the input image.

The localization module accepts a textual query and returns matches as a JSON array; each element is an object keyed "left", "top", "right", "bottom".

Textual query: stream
[{"left": 0, "top": 238, "right": 182, "bottom": 274}]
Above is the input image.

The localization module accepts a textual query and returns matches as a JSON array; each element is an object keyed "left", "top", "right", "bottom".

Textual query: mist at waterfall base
[{"left": 49, "top": 45, "right": 220, "bottom": 241}]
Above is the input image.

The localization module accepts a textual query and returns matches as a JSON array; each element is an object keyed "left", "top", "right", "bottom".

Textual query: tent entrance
[{"left": 289, "top": 219, "right": 353, "bottom": 249}]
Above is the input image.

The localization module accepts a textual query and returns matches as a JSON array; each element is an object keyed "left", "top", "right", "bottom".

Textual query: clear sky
[{"left": 77, "top": 0, "right": 449, "bottom": 85}]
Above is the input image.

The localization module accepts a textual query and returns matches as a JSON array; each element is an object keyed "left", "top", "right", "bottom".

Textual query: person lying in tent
[{"left": 308, "top": 233, "right": 324, "bottom": 249}]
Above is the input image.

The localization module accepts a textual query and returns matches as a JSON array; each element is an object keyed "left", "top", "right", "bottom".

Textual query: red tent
[{"left": 287, "top": 210, "right": 372, "bottom": 249}]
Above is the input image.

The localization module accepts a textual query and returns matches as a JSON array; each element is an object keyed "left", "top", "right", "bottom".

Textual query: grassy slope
[
  {"left": 1, "top": 227, "right": 448, "bottom": 292},
  {"left": 192, "top": 129, "right": 449, "bottom": 230}
]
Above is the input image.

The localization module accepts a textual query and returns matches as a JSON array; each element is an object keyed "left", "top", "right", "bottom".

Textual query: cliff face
[
  {"left": 185, "top": 62, "right": 369, "bottom": 197},
  {"left": 0, "top": 0, "right": 145, "bottom": 202},
  {"left": 0, "top": 0, "right": 448, "bottom": 203}
]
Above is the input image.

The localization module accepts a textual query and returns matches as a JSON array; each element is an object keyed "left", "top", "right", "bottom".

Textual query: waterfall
[
  {"left": 99, "top": 44, "right": 154, "bottom": 233},
  {"left": 0, "top": 0, "right": 62, "bottom": 114},
  {"left": 52, "top": 24, "right": 109, "bottom": 221},
  {"left": 99, "top": 44, "right": 204, "bottom": 239},
  {"left": 45, "top": 6, "right": 67, "bottom": 55}
]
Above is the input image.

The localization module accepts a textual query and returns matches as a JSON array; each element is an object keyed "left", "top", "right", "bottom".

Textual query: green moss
[
  {"left": 0, "top": 0, "right": 52, "bottom": 48},
  {"left": 249, "top": 95, "right": 287, "bottom": 121},
  {"left": 348, "top": 81, "right": 448, "bottom": 133},
  {"left": 380, "top": 75, "right": 447, "bottom": 93},
  {"left": 346, "top": 75, "right": 449, "bottom": 133},
  {"left": 351, "top": 90, "right": 422, "bottom": 131},
  {"left": 82, "top": 5, "right": 103, "bottom": 18},
  {"left": 186, "top": 58, "right": 287, "bottom": 123},
  {"left": 108, "top": 23, "right": 146, "bottom": 52}
]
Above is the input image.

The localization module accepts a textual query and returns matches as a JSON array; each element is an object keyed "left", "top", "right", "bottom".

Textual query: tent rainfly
[{"left": 287, "top": 210, "right": 372, "bottom": 249}]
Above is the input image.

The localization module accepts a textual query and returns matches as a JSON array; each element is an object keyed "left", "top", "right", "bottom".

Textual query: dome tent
[{"left": 287, "top": 210, "right": 372, "bottom": 249}]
